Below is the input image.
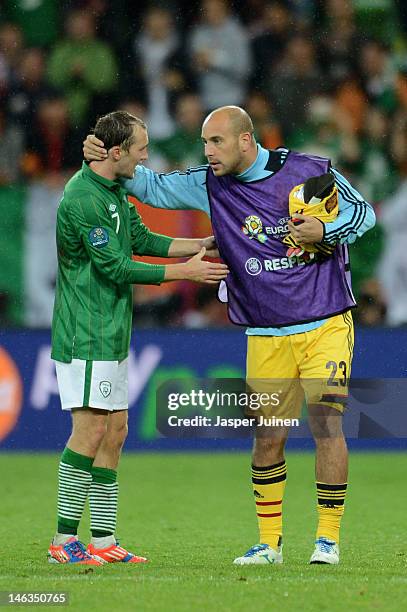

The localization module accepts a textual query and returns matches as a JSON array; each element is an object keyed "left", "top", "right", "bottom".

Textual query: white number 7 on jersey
[{"left": 111, "top": 212, "right": 120, "bottom": 233}]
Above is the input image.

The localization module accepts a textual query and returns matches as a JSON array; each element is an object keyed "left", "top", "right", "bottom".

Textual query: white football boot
[
  {"left": 233, "top": 543, "right": 283, "bottom": 565},
  {"left": 309, "top": 537, "right": 339, "bottom": 564}
]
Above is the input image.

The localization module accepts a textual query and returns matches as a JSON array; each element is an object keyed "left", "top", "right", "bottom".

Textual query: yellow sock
[
  {"left": 252, "top": 461, "right": 287, "bottom": 550},
  {"left": 316, "top": 482, "right": 347, "bottom": 543}
]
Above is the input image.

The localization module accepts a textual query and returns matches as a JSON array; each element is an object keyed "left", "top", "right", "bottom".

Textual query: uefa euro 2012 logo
[{"left": 242, "top": 215, "right": 268, "bottom": 243}]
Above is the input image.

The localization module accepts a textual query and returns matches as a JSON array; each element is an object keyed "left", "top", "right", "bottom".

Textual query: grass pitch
[{"left": 0, "top": 452, "right": 406, "bottom": 611}]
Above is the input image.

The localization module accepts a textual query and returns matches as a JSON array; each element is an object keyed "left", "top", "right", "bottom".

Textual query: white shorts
[{"left": 55, "top": 358, "right": 128, "bottom": 411}]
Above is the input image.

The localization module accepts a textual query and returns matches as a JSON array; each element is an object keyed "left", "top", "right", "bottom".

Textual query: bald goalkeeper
[{"left": 83, "top": 106, "right": 375, "bottom": 566}]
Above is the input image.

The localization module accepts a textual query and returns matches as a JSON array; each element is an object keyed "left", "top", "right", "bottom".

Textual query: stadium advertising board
[{"left": 1, "top": 328, "right": 407, "bottom": 450}]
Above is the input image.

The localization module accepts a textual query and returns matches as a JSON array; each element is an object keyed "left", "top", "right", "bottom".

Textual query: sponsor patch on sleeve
[{"left": 88, "top": 227, "right": 109, "bottom": 248}]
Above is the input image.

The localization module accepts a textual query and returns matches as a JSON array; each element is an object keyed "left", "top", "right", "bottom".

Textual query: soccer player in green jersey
[{"left": 48, "top": 111, "right": 229, "bottom": 565}]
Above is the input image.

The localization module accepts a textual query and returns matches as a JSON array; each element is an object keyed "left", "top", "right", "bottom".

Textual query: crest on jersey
[
  {"left": 99, "top": 381, "right": 112, "bottom": 398},
  {"left": 89, "top": 227, "right": 109, "bottom": 248},
  {"left": 245, "top": 257, "right": 262, "bottom": 276},
  {"left": 242, "top": 215, "right": 267, "bottom": 243},
  {"left": 109, "top": 204, "right": 117, "bottom": 212}
]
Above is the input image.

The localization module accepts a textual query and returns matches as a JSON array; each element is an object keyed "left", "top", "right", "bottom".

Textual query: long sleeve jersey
[{"left": 123, "top": 145, "right": 375, "bottom": 336}]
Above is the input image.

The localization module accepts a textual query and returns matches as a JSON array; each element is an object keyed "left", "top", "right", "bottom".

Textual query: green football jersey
[{"left": 51, "top": 162, "right": 172, "bottom": 363}]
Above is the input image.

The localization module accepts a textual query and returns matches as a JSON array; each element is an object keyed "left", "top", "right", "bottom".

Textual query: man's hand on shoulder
[{"left": 83, "top": 134, "right": 108, "bottom": 161}]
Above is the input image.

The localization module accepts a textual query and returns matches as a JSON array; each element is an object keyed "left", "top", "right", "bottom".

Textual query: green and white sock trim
[
  {"left": 90, "top": 466, "right": 118, "bottom": 537},
  {"left": 57, "top": 447, "right": 94, "bottom": 535}
]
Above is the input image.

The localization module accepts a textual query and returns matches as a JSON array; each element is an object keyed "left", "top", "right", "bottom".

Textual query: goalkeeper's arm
[{"left": 322, "top": 168, "right": 376, "bottom": 246}]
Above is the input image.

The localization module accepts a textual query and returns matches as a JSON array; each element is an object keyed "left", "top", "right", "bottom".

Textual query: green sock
[
  {"left": 89, "top": 466, "right": 118, "bottom": 538},
  {"left": 57, "top": 447, "right": 94, "bottom": 535}
]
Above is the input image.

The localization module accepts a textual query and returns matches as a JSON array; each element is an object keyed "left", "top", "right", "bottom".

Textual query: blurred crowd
[{"left": 1, "top": 0, "right": 407, "bottom": 328}]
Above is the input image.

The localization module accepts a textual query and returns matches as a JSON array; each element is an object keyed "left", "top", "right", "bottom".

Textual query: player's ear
[
  {"left": 240, "top": 132, "right": 252, "bottom": 152},
  {"left": 110, "top": 146, "right": 121, "bottom": 160}
]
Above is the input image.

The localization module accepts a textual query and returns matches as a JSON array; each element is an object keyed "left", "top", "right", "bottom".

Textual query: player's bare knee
[
  {"left": 113, "top": 422, "right": 128, "bottom": 448},
  {"left": 103, "top": 421, "right": 128, "bottom": 451},
  {"left": 308, "top": 404, "right": 344, "bottom": 440},
  {"left": 88, "top": 421, "right": 109, "bottom": 450},
  {"left": 70, "top": 410, "right": 107, "bottom": 453},
  {"left": 253, "top": 433, "right": 286, "bottom": 466}
]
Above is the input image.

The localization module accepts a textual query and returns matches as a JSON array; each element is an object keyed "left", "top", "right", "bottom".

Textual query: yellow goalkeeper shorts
[{"left": 246, "top": 312, "right": 354, "bottom": 418}]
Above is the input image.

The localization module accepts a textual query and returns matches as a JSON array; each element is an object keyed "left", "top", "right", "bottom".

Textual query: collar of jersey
[
  {"left": 82, "top": 161, "right": 122, "bottom": 191},
  {"left": 235, "top": 144, "right": 271, "bottom": 182}
]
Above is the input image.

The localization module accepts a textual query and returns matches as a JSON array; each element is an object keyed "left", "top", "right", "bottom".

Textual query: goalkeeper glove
[{"left": 283, "top": 172, "right": 338, "bottom": 258}]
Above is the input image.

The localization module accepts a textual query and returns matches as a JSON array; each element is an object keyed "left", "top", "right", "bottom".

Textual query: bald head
[
  {"left": 201, "top": 106, "right": 258, "bottom": 176},
  {"left": 203, "top": 106, "right": 254, "bottom": 137}
]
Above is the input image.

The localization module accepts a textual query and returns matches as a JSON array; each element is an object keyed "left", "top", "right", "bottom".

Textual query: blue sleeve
[
  {"left": 122, "top": 164, "right": 211, "bottom": 216},
  {"left": 322, "top": 168, "right": 376, "bottom": 245}
]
